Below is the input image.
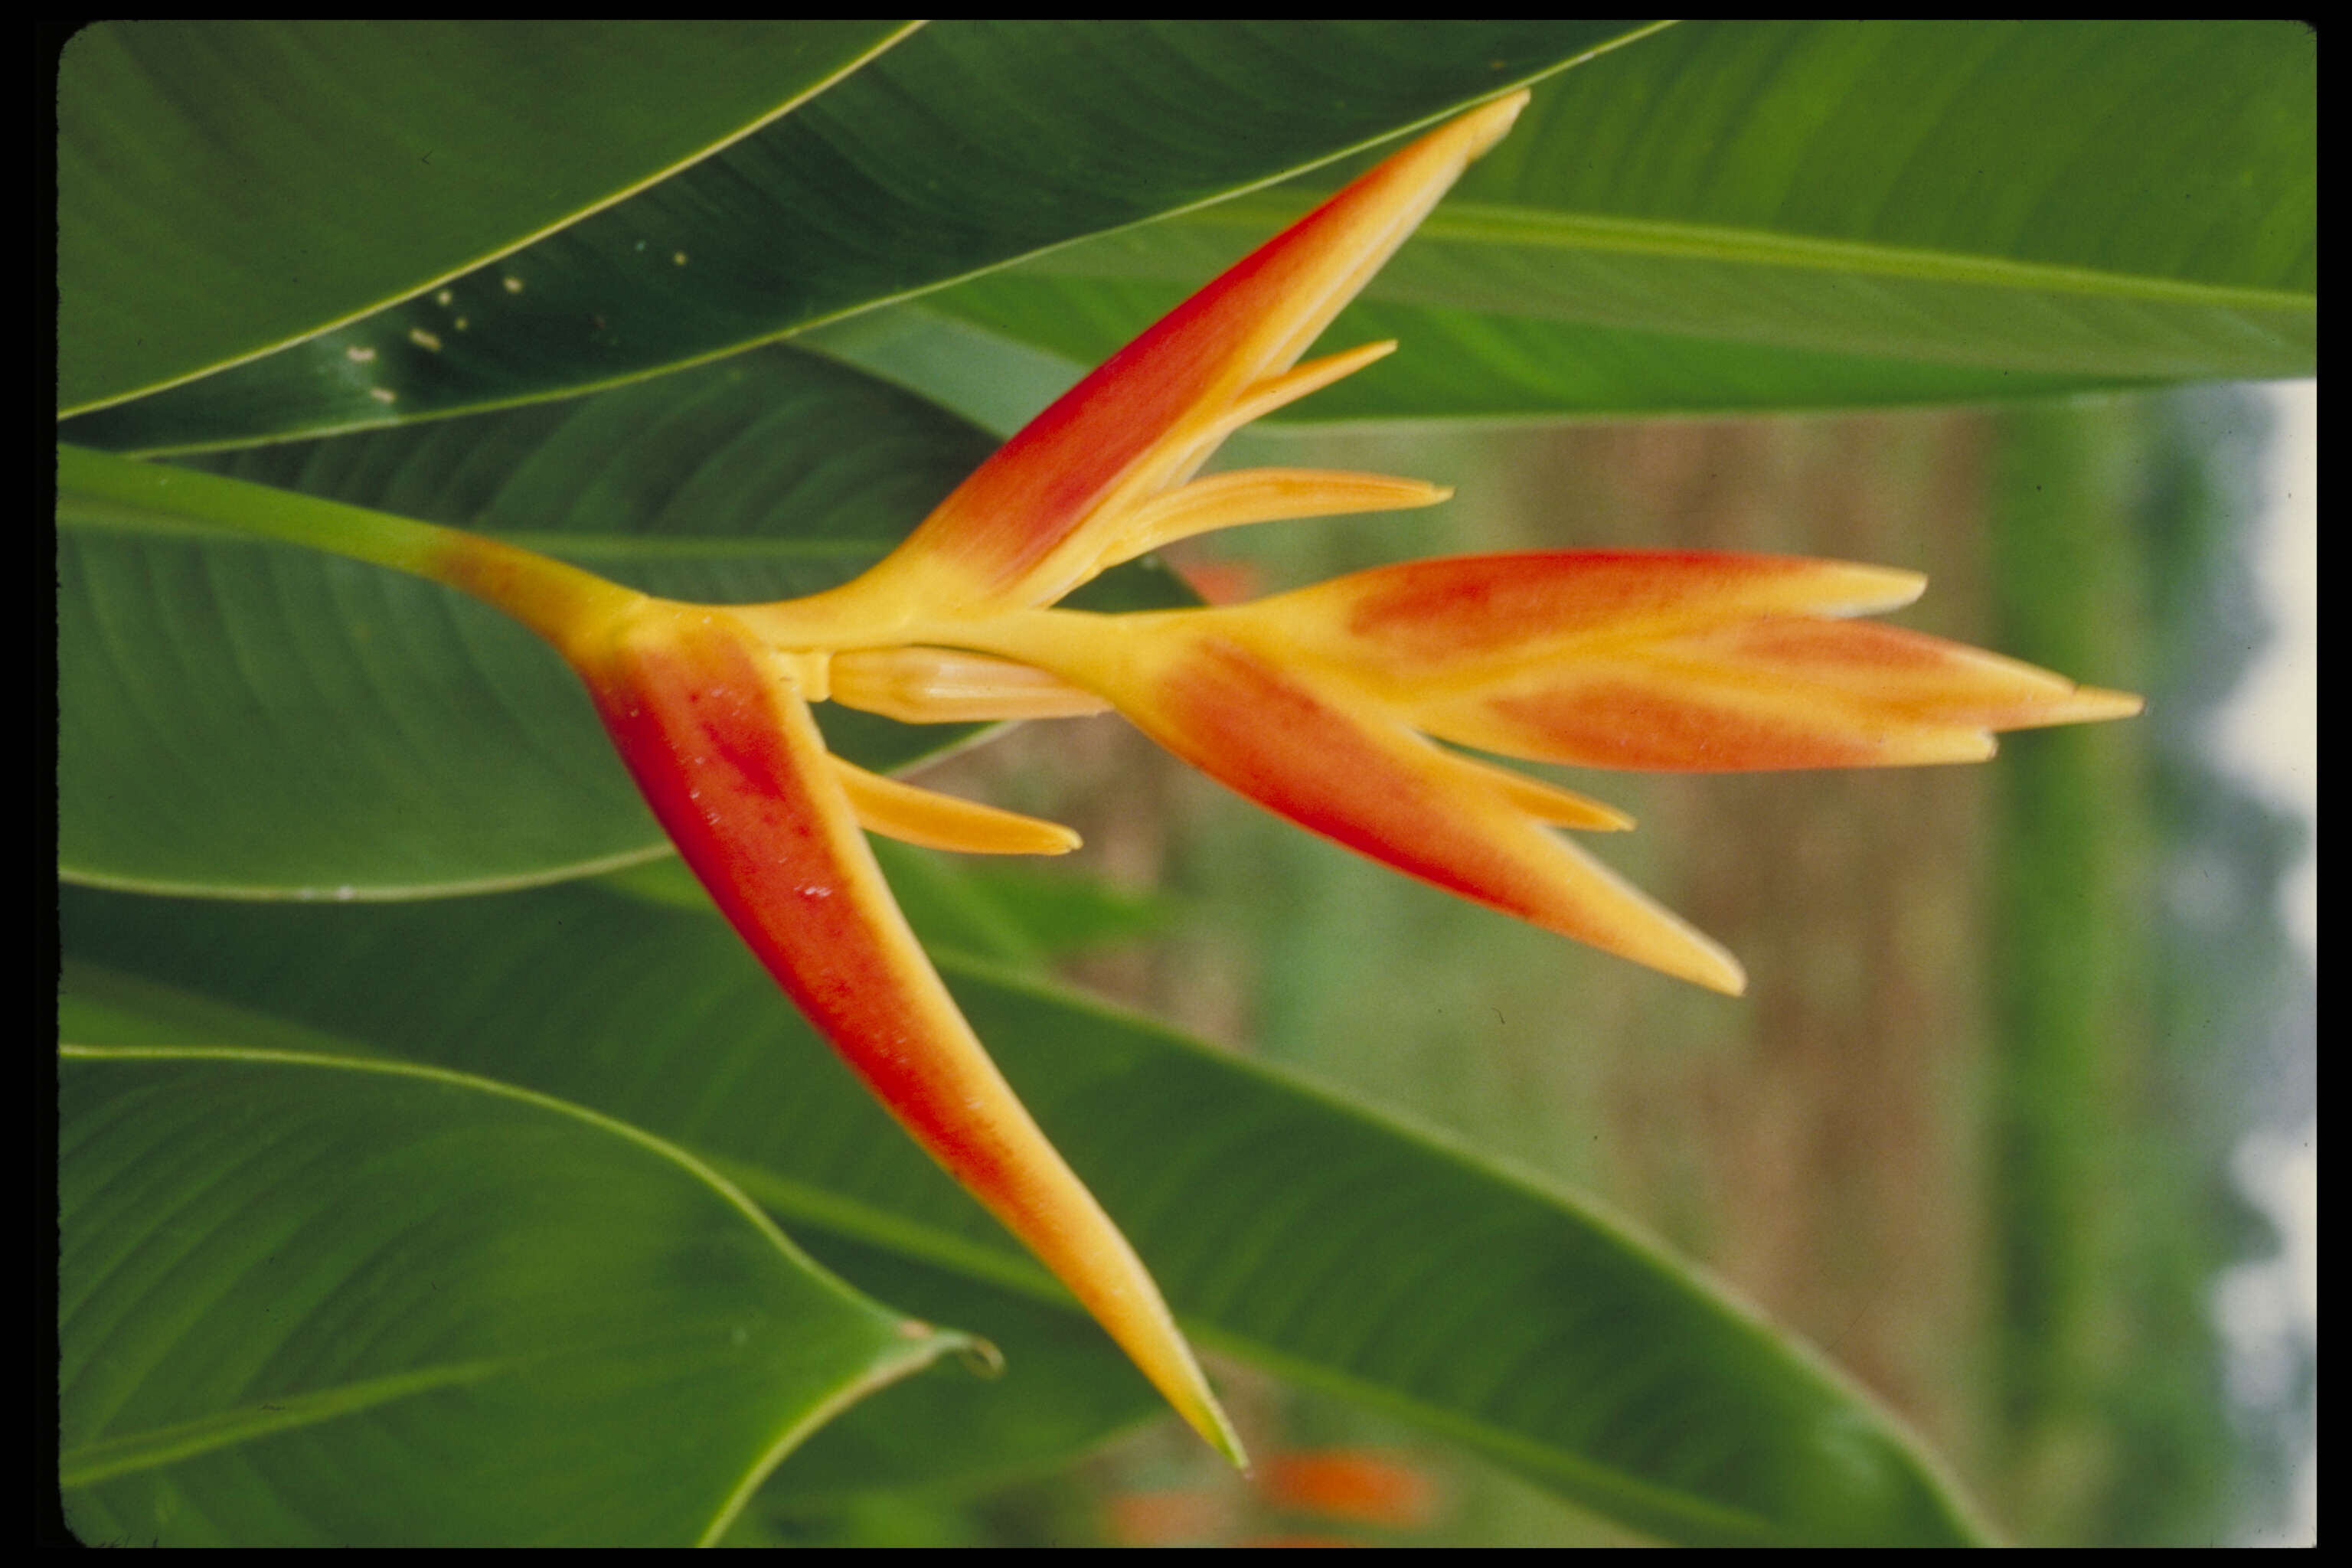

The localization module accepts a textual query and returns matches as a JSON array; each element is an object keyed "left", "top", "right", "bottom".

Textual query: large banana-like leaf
[
  {"left": 889, "top": 20, "right": 2312, "bottom": 419},
  {"left": 60, "top": 21, "right": 1651, "bottom": 454},
  {"left": 57, "top": 1041, "right": 975, "bottom": 1547},
  {"left": 57, "top": 20, "right": 917, "bottom": 416},
  {"left": 61, "top": 880, "right": 1990, "bottom": 1546},
  {"left": 54, "top": 353, "right": 1192, "bottom": 898}
]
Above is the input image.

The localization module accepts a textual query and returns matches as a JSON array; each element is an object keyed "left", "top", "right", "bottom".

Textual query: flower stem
[{"left": 57, "top": 443, "right": 639, "bottom": 651}]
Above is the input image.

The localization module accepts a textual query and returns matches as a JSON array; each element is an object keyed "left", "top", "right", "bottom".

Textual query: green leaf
[
  {"left": 749, "top": 1233, "right": 1168, "bottom": 1507},
  {"left": 869, "top": 845, "right": 1180, "bottom": 969},
  {"left": 893, "top": 20, "right": 2312, "bottom": 419},
  {"left": 58, "top": 1042, "right": 975, "bottom": 1547},
  {"left": 60, "top": 21, "right": 1657, "bottom": 454},
  {"left": 57, "top": 20, "right": 916, "bottom": 416},
  {"left": 55, "top": 352, "right": 1194, "bottom": 898},
  {"left": 62, "top": 881, "right": 1992, "bottom": 1544},
  {"left": 795, "top": 307, "right": 1093, "bottom": 439},
  {"left": 879, "top": 280, "right": 2174, "bottom": 428}
]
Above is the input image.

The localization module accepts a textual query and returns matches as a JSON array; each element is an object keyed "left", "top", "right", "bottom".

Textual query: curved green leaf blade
[
  {"left": 56, "top": 354, "right": 1194, "bottom": 897},
  {"left": 60, "top": 20, "right": 1657, "bottom": 454},
  {"left": 1452, "top": 19, "right": 2310, "bottom": 297},
  {"left": 61, "top": 948, "right": 1168, "bottom": 1508},
  {"left": 62, "top": 881, "right": 1992, "bottom": 1545},
  {"left": 900, "top": 19, "right": 2312, "bottom": 419},
  {"left": 58, "top": 1044, "right": 975, "bottom": 1547},
  {"left": 57, "top": 524, "right": 660, "bottom": 899},
  {"left": 57, "top": 20, "right": 916, "bottom": 416},
  {"left": 746, "top": 1233, "right": 1168, "bottom": 1508}
]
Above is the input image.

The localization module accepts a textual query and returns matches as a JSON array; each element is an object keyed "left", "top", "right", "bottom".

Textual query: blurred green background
[{"left": 748, "top": 384, "right": 2311, "bottom": 1546}]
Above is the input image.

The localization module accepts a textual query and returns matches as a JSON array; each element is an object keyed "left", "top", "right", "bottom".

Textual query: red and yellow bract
[{"left": 408, "top": 90, "right": 2138, "bottom": 1461}]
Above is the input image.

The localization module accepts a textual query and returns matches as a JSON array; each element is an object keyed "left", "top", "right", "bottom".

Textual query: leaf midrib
[
  {"left": 60, "top": 508, "right": 900, "bottom": 564},
  {"left": 1069, "top": 194, "right": 2316, "bottom": 311},
  {"left": 60, "top": 1359, "right": 511, "bottom": 1488}
]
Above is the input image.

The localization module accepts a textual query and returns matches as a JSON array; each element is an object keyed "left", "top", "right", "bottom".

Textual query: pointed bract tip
[
  {"left": 1204, "top": 1406, "right": 1251, "bottom": 1472},
  {"left": 1459, "top": 89, "right": 1532, "bottom": 156},
  {"left": 2059, "top": 685, "right": 2145, "bottom": 724},
  {"left": 1588, "top": 890, "right": 1747, "bottom": 994},
  {"left": 1818, "top": 561, "right": 1930, "bottom": 616},
  {"left": 1158, "top": 1368, "right": 1248, "bottom": 1468},
  {"left": 830, "top": 756, "right": 1084, "bottom": 855},
  {"left": 1657, "top": 929, "right": 1749, "bottom": 997}
]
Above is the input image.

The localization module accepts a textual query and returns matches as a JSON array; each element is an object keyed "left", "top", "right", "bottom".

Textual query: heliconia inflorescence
[{"left": 224, "top": 90, "right": 2138, "bottom": 1461}]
